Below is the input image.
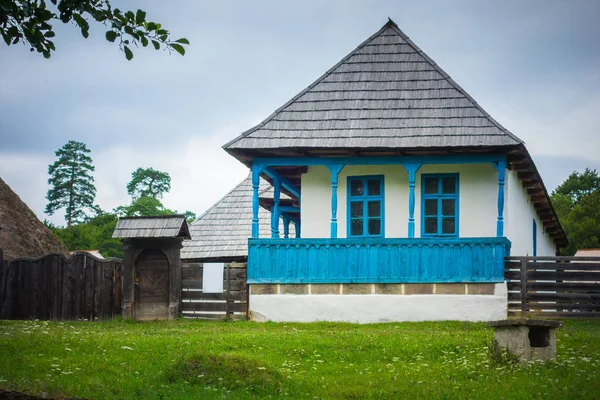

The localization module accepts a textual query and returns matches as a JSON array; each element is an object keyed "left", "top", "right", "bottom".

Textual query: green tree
[
  {"left": 126, "top": 167, "right": 171, "bottom": 200},
  {"left": 182, "top": 210, "right": 196, "bottom": 224},
  {"left": 114, "top": 196, "right": 175, "bottom": 217},
  {"left": 551, "top": 168, "right": 600, "bottom": 255},
  {"left": 46, "top": 211, "right": 123, "bottom": 258},
  {"left": 1, "top": 0, "right": 189, "bottom": 60},
  {"left": 45, "top": 140, "right": 96, "bottom": 227}
]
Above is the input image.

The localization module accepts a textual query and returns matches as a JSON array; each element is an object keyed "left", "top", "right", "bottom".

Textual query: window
[
  {"left": 421, "top": 174, "right": 459, "bottom": 237},
  {"left": 347, "top": 175, "right": 384, "bottom": 237}
]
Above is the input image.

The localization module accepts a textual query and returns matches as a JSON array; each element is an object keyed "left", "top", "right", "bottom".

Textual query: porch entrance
[{"left": 135, "top": 249, "right": 170, "bottom": 320}]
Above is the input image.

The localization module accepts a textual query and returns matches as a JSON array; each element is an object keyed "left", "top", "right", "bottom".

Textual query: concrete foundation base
[{"left": 249, "top": 283, "right": 507, "bottom": 323}]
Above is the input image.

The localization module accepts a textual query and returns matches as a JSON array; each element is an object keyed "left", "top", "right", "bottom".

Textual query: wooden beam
[
  {"left": 517, "top": 171, "right": 536, "bottom": 181},
  {"left": 531, "top": 195, "right": 547, "bottom": 203},
  {"left": 511, "top": 162, "right": 532, "bottom": 172}
]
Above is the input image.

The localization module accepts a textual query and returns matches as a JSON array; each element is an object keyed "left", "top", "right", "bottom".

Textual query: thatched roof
[
  {"left": 224, "top": 19, "right": 522, "bottom": 153},
  {"left": 0, "top": 177, "right": 67, "bottom": 260},
  {"left": 112, "top": 215, "right": 191, "bottom": 239},
  {"left": 181, "top": 176, "right": 294, "bottom": 262}
]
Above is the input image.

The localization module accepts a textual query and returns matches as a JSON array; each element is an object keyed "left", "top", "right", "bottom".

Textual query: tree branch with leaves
[{"left": 0, "top": 0, "right": 189, "bottom": 59}]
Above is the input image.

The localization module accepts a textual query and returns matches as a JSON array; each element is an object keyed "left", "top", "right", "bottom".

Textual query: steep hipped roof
[
  {"left": 181, "top": 176, "right": 294, "bottom": 261},
  {"left": 224, "top": 19, "right": 522, "bottom": 152},
  {"left": 0, "top": 177, "right": 67, "bottom": 260},
  {"left": 112, "top": 215, "right": 191, "bottom": 239}
]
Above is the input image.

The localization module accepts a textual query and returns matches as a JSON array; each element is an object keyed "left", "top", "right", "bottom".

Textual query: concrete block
[
  {"left": 374, "top": 284, "right": 403, "bottom": 294},
  {"left": 250, "top": 284, "right": 278, "bottom": 295},
  {"left": 404, "top": 284, "right": 434, "bottom": 295},
  {"left": 489, "top": 319, "right": 561, "bottom": 362},
  {"left": 280, "top": 284, "right": 308, "bottom": 295},
  {"left": 311, "top": 284, "right": 340, "bottom": 295},
  {"left": 436, "top": 284, "right": 466, "bottom": 295},
  {"left": 467, "top": 284, "right": 495, "bottom": 295},
  {"left": 343, "top": 284, "right": 372, "bottom": 295}
]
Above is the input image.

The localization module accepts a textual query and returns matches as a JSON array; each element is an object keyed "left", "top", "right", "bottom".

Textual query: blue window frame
[
  {"left": 421, "top": 173, "right": 459, "bottom": 237},
  {"left": 347, "top": 175, "right": 384, "bottom": 237}
]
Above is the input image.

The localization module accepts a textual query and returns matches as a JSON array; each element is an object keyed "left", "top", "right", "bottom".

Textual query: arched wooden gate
[{"left": 135, "top": 249, "right": 170, "bottom": 320}]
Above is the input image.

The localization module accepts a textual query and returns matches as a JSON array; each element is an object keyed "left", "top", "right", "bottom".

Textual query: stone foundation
[{"left": 250, "top": 283, "right": 496, "bottom": 296}]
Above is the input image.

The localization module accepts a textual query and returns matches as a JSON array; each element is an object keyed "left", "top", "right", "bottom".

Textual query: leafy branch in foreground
[{"left": 0, "top": 0, "right": 189, "bottom": 59}]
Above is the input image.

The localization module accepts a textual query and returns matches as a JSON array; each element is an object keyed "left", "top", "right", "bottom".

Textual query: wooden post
[
  {"left": 251, "top": 163, "right": 263, "bottom": 239},
  {"left": 225, "top": 263, "right": 231, "bottom": 321},
  {"left": 326, "top": 164, "right": 344, "bottom": 239},
  {"left": 520, "top": 256, "right": 527, "bottom": 317},
  {"left": 496, "top": 158, "right": 506, "bottom": 237},
  {"left": 271, "top": 178, "right": 281, "bottom": 238},
  {"left": 402, "top": 163, "right": 421, "bottom": 238},
  {"left": 282, "top": 215, "right": 290, "bottom": 238}
]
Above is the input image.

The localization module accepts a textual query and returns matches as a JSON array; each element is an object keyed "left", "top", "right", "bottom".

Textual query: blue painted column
[
  {"left": 283, "top": 214, "right": 290, "bottom": 238},
  {"left": 326, "top": 164, "right": 344, "bottom": 238},
  {"left": 251, "top": 163, "right": 263, "bottom": 238},
  {"left": 496, "top": 158, "right": 506, "bottom": 237},
  {"left": 294, "top": 221, "right": 301, "bottom": 238},
  {"left": 271, "top": 178, "right": 281, "bottom": 238},
  {"left": 402, "top": 163, "right": 422, "bottom": 238}
]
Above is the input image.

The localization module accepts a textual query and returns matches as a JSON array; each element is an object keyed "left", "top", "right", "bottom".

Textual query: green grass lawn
[{"left": 1, "top": 319, "right": 599, "bottom": 399}]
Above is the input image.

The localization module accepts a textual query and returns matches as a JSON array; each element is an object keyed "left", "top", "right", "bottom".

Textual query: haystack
[{"left": 0, "top": 177, "right": 67, "bottom": 259}]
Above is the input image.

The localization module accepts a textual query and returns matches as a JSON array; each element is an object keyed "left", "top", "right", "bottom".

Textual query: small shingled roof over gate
[
  {"left": 223, "top": 18, "right": 522, "bottom": 152},
  {"left": 112, "top": 215, "right": 191, "bottom": 239}
]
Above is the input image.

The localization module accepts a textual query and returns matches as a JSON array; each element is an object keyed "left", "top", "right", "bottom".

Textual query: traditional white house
[{"left": 220, "top": 19, "right": 567, "bottom": 322}]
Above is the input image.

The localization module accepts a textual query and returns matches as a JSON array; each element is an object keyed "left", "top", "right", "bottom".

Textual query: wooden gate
[
  {"left": 181, "top": 262, "right": 248, "bottom": 320},
  {"left": 135, "top": 249, "right": 170, "bottom": 321},
  {"left": 505, "top": 256, "right": 600, "bottom": 319}
]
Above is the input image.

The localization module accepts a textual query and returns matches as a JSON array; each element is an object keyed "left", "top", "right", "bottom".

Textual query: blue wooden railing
[{"left": 247, "top": 237, "right": 511, "bottom": 284}]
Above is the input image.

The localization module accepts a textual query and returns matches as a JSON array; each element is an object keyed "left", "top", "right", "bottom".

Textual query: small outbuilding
[{"left": 112, "top": 215, "right": 190, "bottom": 321}]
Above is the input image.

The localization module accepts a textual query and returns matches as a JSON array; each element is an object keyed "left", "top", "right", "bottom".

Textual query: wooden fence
[
  {"left": 505, "top": 256, "right": 600, "bottom": 319},
  {"left": 0, "top": 250, "right": 122, "bottom": 321},
  {"left": 181, "top": 262, "right": 248, "bottom": 320}
]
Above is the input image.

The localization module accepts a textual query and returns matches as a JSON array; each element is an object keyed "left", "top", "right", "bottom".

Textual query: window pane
[
  {"left": 368, "top": 219, "right": 381, "bottom": 235},
  {"left": 367, "top": 179, "right": 381, "bottom": 196},
  {"left": 424, "top": 217, "right": 437, "bottom": 234},
  {"left": 424, "top": 199, "right": 437, "bottom": 215},
  {"left": 442, "top": 199, "right": 455, "bottom": 216},
  {"left": 367, "top": 201, "right": 380, "bottom": 217},
  {"left": 350, "top": 202, "right": 363, "bottom": 218},
  {"left": 442, "top": 218, "right": 455, "bottom": 234},
  {"left": 350, "top": 180, "right": 363, "bottom": 196},
  {"left": 424, "top": 177, "right": 438, "bottom": 194},
  {"left": 442, "top": 177, "right": 457, "bottom": 194},
  {"left": 350, "top": 219, "right": 363, "bottom": 236}
]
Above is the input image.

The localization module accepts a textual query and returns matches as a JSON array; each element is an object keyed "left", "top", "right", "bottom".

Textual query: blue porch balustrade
[{"left": 248, "top": 237, "right": 510, "bottom": 284}]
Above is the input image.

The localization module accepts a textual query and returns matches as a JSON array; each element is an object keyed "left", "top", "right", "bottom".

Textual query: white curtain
[{"left": 202, "top": 263, "right": 224, "bottom": 293}]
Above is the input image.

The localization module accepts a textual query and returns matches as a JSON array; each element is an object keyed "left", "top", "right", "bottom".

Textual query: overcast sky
[{"left": 1, "top": 0, "right": 599, "bottom": 226}]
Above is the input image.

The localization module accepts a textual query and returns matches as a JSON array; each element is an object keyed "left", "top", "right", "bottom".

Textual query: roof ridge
[
  {"left": 222, "top": 20, "right": 397, "bottom": 150},
  {"left": 385, "top": 24, "right": 523, "bottom": 145}
]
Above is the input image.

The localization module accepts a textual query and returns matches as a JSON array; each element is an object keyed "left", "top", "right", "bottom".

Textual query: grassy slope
[{"left": 0, "top": 319, "right": 598, "bottom": 399}]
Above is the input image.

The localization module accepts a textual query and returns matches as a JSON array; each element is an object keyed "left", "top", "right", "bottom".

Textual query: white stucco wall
[
  {"left": 505, "top": 170, "right": 555, "bottom": 256},
  {"left": 250, "top": 283, "right": 507, "bottom": 322},
  {"left": 300, "top": 163, "right": 498, "bottom": 239}
]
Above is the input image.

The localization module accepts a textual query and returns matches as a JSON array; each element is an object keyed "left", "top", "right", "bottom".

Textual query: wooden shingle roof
[
  {"left": 181, "top": 176, "right": 294, "bottom": 261},
  {"left": 112, "top": 215, "right": 191, "bottom": 239},
  {"left": 223, "top": 19, "right": 522, "bottom": 153}
]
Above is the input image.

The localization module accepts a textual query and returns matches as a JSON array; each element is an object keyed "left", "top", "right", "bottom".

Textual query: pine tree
[
  {"left": 45, "top": 141, "right": 96, "bottom": 227},
  {"left": 126, "top": 167, "right": 171, "bottom": 199}
]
